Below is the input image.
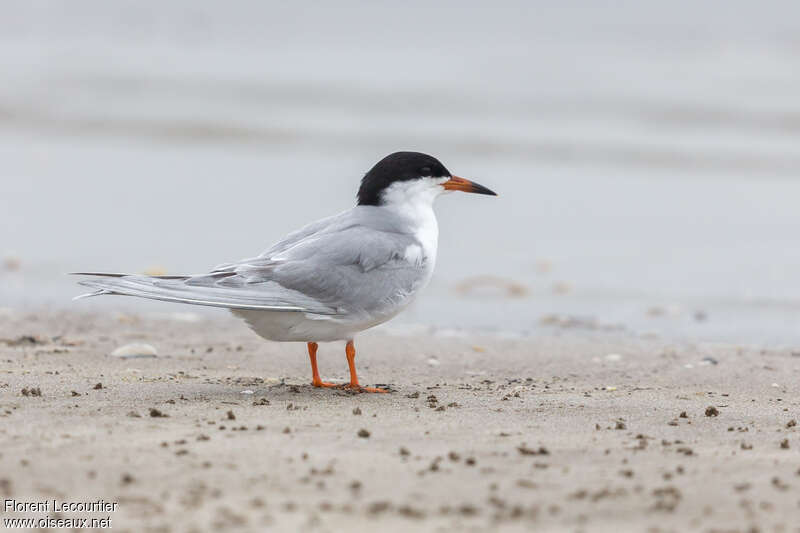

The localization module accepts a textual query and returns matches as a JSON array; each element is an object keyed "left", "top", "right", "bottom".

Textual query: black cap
[{"left": 357, "top": 152, "right": 451, "bottom": 206}]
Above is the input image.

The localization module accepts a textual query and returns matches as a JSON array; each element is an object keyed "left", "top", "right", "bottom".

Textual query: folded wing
[{"left": 74, "top": 209, "right": 426, "bottom": 316}]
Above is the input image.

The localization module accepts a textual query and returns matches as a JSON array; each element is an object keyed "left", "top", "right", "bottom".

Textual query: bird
[{"left": 73, "top": 151, "right": 497, "bottom": 393}]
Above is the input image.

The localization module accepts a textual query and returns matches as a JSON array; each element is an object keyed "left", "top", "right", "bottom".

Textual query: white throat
[{"left": 379, "top": 177, "right": 448, "bottom": 267}]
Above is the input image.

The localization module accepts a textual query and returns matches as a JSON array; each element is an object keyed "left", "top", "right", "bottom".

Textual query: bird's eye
[{"left": 419, "top": 166, "right": 432, "bottom": 177}]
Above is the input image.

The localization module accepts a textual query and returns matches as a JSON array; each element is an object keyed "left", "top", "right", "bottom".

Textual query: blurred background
[{"left": 1, "top": 0, "right": 799, "bottom": 344}]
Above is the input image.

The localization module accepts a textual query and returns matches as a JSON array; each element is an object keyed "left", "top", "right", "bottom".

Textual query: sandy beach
[{"left": 0, "top": 309, "right": 798, "bottom": 532}]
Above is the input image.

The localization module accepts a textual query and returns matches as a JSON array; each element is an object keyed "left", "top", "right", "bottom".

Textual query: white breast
[
  {"left": 409, "top": 208, "right": 438, "bottom": 271},
  {"left": 380, "top": 177, "right": 443, "bottom": 271}
]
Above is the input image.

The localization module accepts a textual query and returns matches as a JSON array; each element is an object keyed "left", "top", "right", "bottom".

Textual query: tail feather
[{"left": 70, "top": 272, "right": 191, "bottom": 280}]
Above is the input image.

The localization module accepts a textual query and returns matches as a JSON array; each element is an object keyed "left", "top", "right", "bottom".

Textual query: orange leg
[
  {"left": 343, "top": 340, "right": 387, "bottom": 393},
  {"left": 307, "top": 342, "right": 336, "bottom": 388}
]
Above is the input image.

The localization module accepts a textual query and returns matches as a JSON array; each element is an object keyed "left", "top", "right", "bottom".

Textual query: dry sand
[{"left": 1, "top": 309, "right": 799, "bottom": 532}]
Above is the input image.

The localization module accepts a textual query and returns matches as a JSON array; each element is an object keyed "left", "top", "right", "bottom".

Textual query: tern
[{"left": 74, "top": 152, "right": 497, "bottom": 392}]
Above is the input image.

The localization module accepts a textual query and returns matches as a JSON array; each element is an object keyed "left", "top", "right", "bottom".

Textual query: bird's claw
[
  {"left": 311, "top": 380, "right": 338, "bottom": 388},
  {"left": 340, "top": 384, "right": 389, "bottom": 394}
]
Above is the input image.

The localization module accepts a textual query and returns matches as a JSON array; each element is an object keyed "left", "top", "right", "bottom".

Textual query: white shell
[{"left": 109, "top": 343, "right": 158, "bottom": 359}]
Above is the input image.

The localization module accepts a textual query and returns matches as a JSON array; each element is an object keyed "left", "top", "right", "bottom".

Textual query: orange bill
[{"left": 442, "top": 175, "right": 497, "bottom": 196}]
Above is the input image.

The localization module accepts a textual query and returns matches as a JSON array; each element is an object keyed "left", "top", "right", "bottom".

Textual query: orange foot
[
  {"left": 340, "top": 384, "right": 389, "bottom": 394},
  {"left": 311, "top": 379, "right": 339, "bottom": 388}
]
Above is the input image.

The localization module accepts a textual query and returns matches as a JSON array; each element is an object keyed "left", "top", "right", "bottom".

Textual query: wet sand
[{"left": 1, "top": 309, "right": 799, "bottom": 532}]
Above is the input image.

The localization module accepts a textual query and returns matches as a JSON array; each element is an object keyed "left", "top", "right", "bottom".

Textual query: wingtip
[
  {"left": 69, "top": 272, "right": 129, "bottom": 277},
  {"left": 72, "top": 289, "right": 112, "bottom": 301}
]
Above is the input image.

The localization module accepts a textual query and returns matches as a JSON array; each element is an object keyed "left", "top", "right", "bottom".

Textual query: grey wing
[
  {"left": 213, "top": 224, "right": 426, "bottom": 314},
  {"left": 75, "top": 216, "right": 425, "bottom": 315},
  {"left": 264, "top": 226, "right": 428, "bottom": 314},
  {"left": 75, "top": 272, "right": 339, "bottom": 314},
  {"left": 210, "top": 207, "right": 428, "bottom": 314},
  {"left": 73, "top": 212, "right": 351, "bottom": 313}
]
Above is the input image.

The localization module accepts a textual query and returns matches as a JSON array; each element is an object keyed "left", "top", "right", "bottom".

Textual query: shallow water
[{"left": 1, "top": 1, "right": 799, "bottom": 344}]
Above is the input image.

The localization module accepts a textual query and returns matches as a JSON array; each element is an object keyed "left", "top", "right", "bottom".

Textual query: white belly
[{"left": 232, "top": 305, "right": 409, "bottom": 342}]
